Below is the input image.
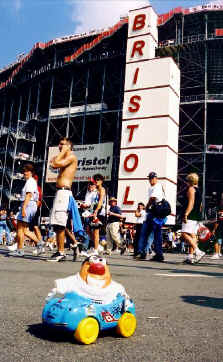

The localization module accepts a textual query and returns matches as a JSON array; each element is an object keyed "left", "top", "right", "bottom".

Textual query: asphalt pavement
[{"left": 0, "top": 246, "right": 223, "bottom": 362}]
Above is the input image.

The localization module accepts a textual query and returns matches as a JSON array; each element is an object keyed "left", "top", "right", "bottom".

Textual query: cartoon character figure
[{"left": 42, "top": 255, "right": 136, "bottom": 344}]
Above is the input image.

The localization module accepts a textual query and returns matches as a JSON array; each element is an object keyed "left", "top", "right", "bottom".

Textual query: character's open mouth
[{"left": 87, "top": 275, "right": 105, "bottom": 288}]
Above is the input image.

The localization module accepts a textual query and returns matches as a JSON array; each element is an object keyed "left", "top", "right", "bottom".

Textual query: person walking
[
  {"left": 136, "top": 171, "right": 167, "bottom": 262},
  {"left": 181, "top": 173, "right": 205, "bottom": 264},
  {"left": 80, "top": 180, "right": 98, "bottom": 247},
  {"left": 48, "top": 137, "right": 78, "bottom": 262},
  {"left": 133, "top": 202, "right": 146, "bottom": 257},
  {"left": 90, "top": 174, "right": 107, "bottom": 254},
  {"left": 9, "top": 163, "right": 39, "bottom": 257},
  {"left": 210, "top": 202, "right": 223, "bottom": 259},
  {"left": 32, "top": 174, "right": 45, "bottom": 256},
  {"left": 105, "top": 197, "right": 125, "bottom": 255},
  {"left": 0, "top": 207, "right": 12, "bottom": 245}
]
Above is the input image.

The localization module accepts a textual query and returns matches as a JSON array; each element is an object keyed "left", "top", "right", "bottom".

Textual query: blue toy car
[{"left": 42, "top": 291, "right": 136, "bottom": 344}]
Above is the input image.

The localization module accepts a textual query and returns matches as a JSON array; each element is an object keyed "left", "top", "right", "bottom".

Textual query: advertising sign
[
  {"left": 117, "top": 5, "right": 180, "bottom": 224},
  {"left": 46, "top": 142, "right": 113, "bottom": 182}
]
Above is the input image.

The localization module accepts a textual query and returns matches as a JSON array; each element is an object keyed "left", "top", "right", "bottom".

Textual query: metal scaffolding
[
  {"left": 157, "top": 9, "right": 223, "bottom": 220},
  {"left": 0, "top": 24, "right": 127, "bottom": 215}
]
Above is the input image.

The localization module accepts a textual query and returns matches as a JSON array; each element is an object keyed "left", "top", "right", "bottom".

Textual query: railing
[
  {"left": 9, "top": 151, "right": 33, "bottom": 161},
  {"left": 0, "top": 126, "right": 36, "bottom": 141},
  {"left": 181, "top": 94, "right": 223, "bottom": 103},
  {"left": 33, "top": 156, "right": 44, "bottom": 163},
  {"left": 180, "top": 94, "right": 205, "bottom": 103},
  {"left": 207, "top": 94, "right": 223, "bottom": 101},
  {"left": 158, "top": 33, "right": 216, "bottom": 48},
  {"left": 6, "top": 169, "right": 24, "bottom": 180},
  {"left": 50, "top": 103, "right": 108, "bottom": 118},
  {"left": 10, "top": 128, "right": 36, "bottom": 142},
  {"left": 3, "top": 189, "right": 21, "bottom": 201}
]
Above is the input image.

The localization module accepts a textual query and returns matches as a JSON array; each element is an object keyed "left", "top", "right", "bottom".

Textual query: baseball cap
[
  {"left": 147, "top": 172, "right": 157, "bottom": 179},
  {"left": 109, "top": 197, "right": 117, "bottom": 203}
]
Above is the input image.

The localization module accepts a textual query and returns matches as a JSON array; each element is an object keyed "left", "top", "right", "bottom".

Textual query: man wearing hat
[
  {"left": 136, "top": 171, "right": 165, "bottom": 261},
  {"left": 105, "top": 197, "right": 125, "bottom": 255}
]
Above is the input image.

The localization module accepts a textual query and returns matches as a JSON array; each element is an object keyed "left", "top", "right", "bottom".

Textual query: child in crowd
[{"left": 211, "top": 203, "right": 223, "bottom": 259}]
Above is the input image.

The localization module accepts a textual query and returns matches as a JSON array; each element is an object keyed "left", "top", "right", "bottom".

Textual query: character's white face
[{"left": 79, "top": 255, "right": 111, "bottom": 288}]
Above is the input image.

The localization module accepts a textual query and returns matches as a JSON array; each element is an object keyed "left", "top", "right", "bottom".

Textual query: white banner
[{"left": 46, "top": 142, "right": 113, "bottom": 182}]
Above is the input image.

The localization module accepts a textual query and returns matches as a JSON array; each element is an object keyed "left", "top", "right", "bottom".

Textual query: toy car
[{"left": 42, "top": 291, "right": 136, "bottom": 344}]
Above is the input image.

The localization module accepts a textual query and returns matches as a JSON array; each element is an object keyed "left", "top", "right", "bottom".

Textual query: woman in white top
[
  {"left": 134, "top": 202, "right": 146, "bottom": 257},
  {"left": 91, "top": 174, "right": 106, "bottom": 253},
  {"left": 11, "top": 163, "right": 38, "bottom": 256}
]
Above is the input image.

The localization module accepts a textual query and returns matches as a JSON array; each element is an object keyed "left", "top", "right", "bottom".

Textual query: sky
[{"left": 0, "top": 0, "right": 218, "bottom": 69}]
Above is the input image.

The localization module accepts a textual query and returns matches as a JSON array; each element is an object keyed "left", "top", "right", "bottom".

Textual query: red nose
[{"left": 88, "top": 263, "right": 105, "bottom": 275}]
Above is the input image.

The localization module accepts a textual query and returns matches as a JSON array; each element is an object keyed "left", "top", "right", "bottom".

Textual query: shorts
[
  {"left": 30, "top": 208, "right": 40, "bottom": 229},
  {"left": 50, "top": 189, "right": 72, "bottom": 228},
  {"left": 181, "top": 219, "right": 199, "bottom": 234},
  {"left": 17, "top": 201, "right": 37, "bottom": 224}
]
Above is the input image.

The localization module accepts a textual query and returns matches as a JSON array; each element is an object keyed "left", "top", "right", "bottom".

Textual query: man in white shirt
[
  {"left": 136, "top": 171, "right": 165, "bottom": 262},
  {"left": 9, "top": 163, "right": 39, "bottom": 257}
]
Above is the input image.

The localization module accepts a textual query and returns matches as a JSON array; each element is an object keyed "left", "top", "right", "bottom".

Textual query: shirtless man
[{"left": 48, "top": 137, "right": 77, "bottom": 262}]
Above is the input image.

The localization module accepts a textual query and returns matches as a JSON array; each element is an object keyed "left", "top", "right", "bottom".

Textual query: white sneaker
[
  {"left": 7, "top": 243, "right": 17, "bottom": 252},
  {"left": 183, "top": 257, "right": 194, "bottom": 264},
  {"left": 92, "top": 249, "right": 99, "bottom": 255},
  {"left": 9, "top": 249, "right": 24, "bottom": 257},
  {"left": 33, "top": 246, "right": 45, "bottom": 256},
  {"left": 33, "top": 242, "right": 45, "bottom": 256},
  {"left": 79, "top": 251, "right": 89, "bottom": 257},
  {"left": 210, "top": 254, "right": 220, "bottom": 260},
  {"left": 194, "top": 251, "right": 205, "bottom": 263},
  {"left": 219, "top": 253, "right": 222, "bottom": 257}
]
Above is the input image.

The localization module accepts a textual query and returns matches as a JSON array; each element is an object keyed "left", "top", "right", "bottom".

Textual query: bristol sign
[{"left": 117, "top": 5, "right": 180, "bottom": 224}]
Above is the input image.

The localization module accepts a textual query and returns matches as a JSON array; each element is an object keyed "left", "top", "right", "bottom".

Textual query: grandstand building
[
  {"left": 0, "top": 2, "right": 223, "bottom": 220},
  {"left": 157, "top": 1, "right": 223, "bottom": 218}
]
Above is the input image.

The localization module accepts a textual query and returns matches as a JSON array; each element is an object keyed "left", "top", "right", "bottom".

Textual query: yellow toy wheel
[
  {"left": 116, "top": 313, "right": 136, "bottom": 338},
  {"left": 74, "top": 317, "right": 99, "bottom": 345}
]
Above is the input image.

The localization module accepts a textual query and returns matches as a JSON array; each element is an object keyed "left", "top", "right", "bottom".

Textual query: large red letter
[
  {"left": 127, "top": 125, "right": 139, "bottom": 142},
  {"left": 133, "top": 67, "right": 139, "bottom": 85},
  {"left": 131, "top": 40, "right": 145, "bottom": 58},
  {"left": 128, "top": 95, "right": 141, "bottom": 113},
  {"left": 123, "top": 186, "right": 134, "bottom": 205},
  {"left": 124, "top": 154, "right": 138, "bottom": 172},
  {"left": 132, "top": 14, "right": 146, "bottom": 31}
]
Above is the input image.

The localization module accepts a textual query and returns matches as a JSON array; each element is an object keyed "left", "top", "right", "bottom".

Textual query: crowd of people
[{"left": 0, "top": 137, "right": 222, "bottom": 264}]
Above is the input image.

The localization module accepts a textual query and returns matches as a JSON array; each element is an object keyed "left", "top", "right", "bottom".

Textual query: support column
[{"left": 41, "top": 77, "right": 55, "bottom": 198}]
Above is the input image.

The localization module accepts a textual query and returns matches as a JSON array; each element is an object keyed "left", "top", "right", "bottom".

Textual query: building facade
[{"left": 1, "top": 3, "right": 223, "bottom": 221}]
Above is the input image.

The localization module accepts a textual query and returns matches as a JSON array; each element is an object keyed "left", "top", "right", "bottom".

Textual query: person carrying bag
[{"left": 151, "top": 185, "right": 171, "bottom": 218}]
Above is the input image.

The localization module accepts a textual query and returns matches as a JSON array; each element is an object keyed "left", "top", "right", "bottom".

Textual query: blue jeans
[
  {"left": 146, "top": 231, "right": 154, "bottom": 252},
  {"left": 0, "top": 221, "right": 12, "bottom": 244},
  {"left": 76, "top": 230, "right": 89, "bottom": 251},
  {"left": 137, "top": 212, "right": 163, "bottom": 257}
]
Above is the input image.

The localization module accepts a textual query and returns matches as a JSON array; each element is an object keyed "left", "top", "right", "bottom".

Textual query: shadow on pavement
[
  {"left": 109, "top": 262, "right": 223, "bottom": 278},
  {"left": 27, "top": 323, "right": 119, "bottom": 344},
  {"left": 27, "top": 323, "right": 73, "bottom": 343},
  {"left": 181, "top": 295, "right": 223, "bottom": 310}
]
